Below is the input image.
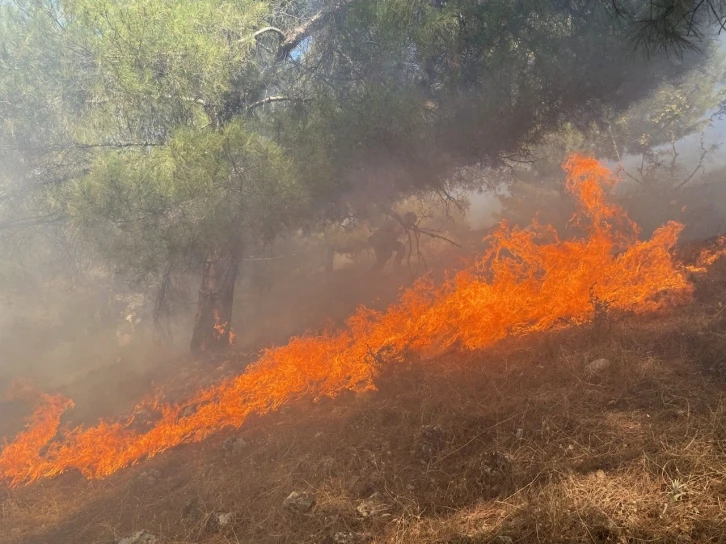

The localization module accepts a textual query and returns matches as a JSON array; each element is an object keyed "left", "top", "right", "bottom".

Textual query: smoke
[{"left": 465, "top": 190, "right": 503, "bottom": 231}]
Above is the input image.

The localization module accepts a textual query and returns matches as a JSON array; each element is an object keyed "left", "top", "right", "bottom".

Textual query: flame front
[{"left": 0, "top": 156, "right": 701, "bottom": 487}]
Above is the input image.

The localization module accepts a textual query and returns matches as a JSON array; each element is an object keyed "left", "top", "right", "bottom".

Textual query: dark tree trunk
[{"left": 190, "top": 248, "right": 241, "bottom": 353}]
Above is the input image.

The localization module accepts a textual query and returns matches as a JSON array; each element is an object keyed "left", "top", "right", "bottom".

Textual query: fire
[
  {"left": 0, "top": 155, "right": 711, "bottom": 487},
  {"left": 213, "top": 310, "right": 235, "bottom": 345},
  {"left": 686, "top": 236, "right": 726, "bottom": 274}
]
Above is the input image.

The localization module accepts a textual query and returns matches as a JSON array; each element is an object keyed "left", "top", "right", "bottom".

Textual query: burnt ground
[{"left": 2, "top": 256, "right": 726, "bottom": 543}]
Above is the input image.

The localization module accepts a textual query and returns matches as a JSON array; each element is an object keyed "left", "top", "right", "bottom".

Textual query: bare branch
[
  {"left": 253, "top": 26, "right": 286, "bottom": 40},
  {"left": 416, "top": 227, "right": 463, "bottom": 248},
  {"left": 618, "top": 164, "right": 644, "bottom": 185},
  {"left": 435, "top": 187, "right": 466, "bottom": 215},
  {"left": 0, "top": 213, "right": 64, "bottom": 232},
  {"left": 67, "top": 142, "right": 164, "bottom": 150},
  {"left": 246, "top": 96, "right": 295, "bottom": 111},
  {"left": 88, "top": 95, "right": 210, "bottom": 107},
  {"left": 279, "top": 0, "right": 356, "bottom": 58},
  {"left": 674, "top": 133, "right": 709, "bottom": 190}
]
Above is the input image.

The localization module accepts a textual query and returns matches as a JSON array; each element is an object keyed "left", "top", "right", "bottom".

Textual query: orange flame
[
  {"left": 212, "top": 310, "right": 235, "bottom": 345},
  {"left": 0, "top": 155, "right": 709, "bottom": 487},
  {"left": 685, "top": 236, "right": 726, "bottom": 274}
]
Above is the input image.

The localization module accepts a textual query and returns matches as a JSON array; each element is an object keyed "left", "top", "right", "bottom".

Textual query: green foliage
[
  {"left": 58, "top": 121, "right": 304, "bottom": 285},
  {"left": 1, "top": 0, "right": 721, "bottom": 335},
  {"left": 606, "top": 45, "right": 726, "bottom": 156},
  {"left": 289, "top": 0, "right": 709, "bottom": 200}
]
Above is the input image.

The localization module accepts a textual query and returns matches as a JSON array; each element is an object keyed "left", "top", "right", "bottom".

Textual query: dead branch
[
  {"left": 435, "top": 186, "right": 466, "bottom": 215},
  {"left": 67, "top": 142, "right": 164, "bottom": 149},
  {"left": 416, "top": 227, "right": 462, "bottom": 248},
  {"left": 246, "top": 96, "right": 295, "bottom": 111},
  {"left": 674, "top": 133, "right": 710, "bottom": 190},
  {"left": 279, "top": 0, "right": 356, "bottom": 58},
  {"left": 253, "top": 26, "right": 286, "bottom": 40},
  {"left": 88, "top": 95, "right": 211, "bottom": 107}
]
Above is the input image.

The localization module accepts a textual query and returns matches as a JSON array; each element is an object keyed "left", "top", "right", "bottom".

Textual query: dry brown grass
[{"left": 3, "top": 262, "right": 726, "bottom": 543}]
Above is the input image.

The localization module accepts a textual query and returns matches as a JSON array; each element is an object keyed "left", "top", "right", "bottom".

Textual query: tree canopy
[{"left": 1, "top": 0, "right": 724, "bottom": 350}]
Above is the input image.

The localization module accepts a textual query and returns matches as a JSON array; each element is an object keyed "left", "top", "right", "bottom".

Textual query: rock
[
  {"left": 283, "top": 491, "right": 315, "bottom": 513},
  {"left": 117, "top": 531, "right": 157, "bottom": 544},
  {"left": 584, "top": 358, "right": 611, "bottom": 376},
  {"left": 356, "top": 492, "right": 389, "bottom": 518},
  {"left": 217, "top": 512, "right": 234, "bottom": 526},
  {"left": 595, "top": 470, "right": 606, "bottom": 480},
  {"left": 222, "top": 435, "right": 248, "bottom": 453},
  {"left": 205, "top": 511, "right": 235, "bottom": 532},
  {"left": 333, "top": 532, "right": 361, "bottom": 544}
]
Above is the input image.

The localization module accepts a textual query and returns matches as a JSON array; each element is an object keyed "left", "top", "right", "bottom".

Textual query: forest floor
[{"left": 2, "top": 247, "right": 726, "bottom": 544}]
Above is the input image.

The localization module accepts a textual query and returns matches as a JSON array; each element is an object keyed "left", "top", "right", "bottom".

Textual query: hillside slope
[{"left": 2, "top": 260, "right": 726, "bottom": 544}]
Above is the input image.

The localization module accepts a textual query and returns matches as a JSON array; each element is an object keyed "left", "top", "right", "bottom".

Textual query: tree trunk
[{"left": 190, "top": 248, "right": 241, "bottom": 353}]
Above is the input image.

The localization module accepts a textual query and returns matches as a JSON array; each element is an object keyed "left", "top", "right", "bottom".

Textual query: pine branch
[{"left": 0, "top": 213, "right": 64, "bottom": 231}]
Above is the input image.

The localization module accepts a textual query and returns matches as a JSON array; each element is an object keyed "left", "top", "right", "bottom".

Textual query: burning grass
[
  {"left": 0, "top": 155, "right": 704, "bottom": 488},
  {"left": 2, "top": 291, "right": 726, "bottom": 543},
  {"left": 3, "top": 155, "right": 726, "bottom": 543}
]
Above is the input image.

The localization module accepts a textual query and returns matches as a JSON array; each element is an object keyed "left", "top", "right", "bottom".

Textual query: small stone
[
  {"left": 584, "top": 358, "right": 611, "bottom": 376},
  {"left": 118, "top": 531, "right": 157, "bottom": 544},
  {"left": 595, "top": 470, "right": 606, "bottom": 480},
  {"left": 217, "top": 512, "right": 234, "bottom": 526},
  {"left": 515, "top": 428, "right": 524, "bottom": 439},
  {"left": 283, "top": 491, "right": 315, "bottom": 513},
  {"left": 333, "top": 532, "right": 361, "bottom": 544},
  {"left": 137, "top": 469, "right": 161, "bottom": 486},
  {"left": 356, "top": 492, "right": 389, "bottom": 518},
  {"left": 315, "top": 431, "right": 324, "bottom": 439},
  {"left": 205, "top": 511, "right": 236, "bottom": 533}
]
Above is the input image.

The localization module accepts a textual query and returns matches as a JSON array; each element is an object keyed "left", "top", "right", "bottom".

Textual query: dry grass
[{"left": 3, "top": 263, "right": 726, "bottom": 543}]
